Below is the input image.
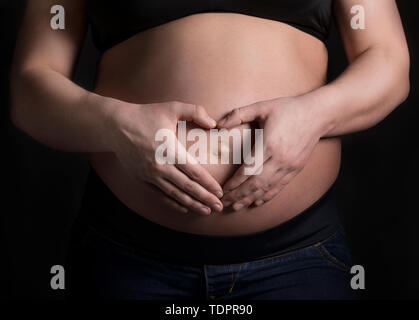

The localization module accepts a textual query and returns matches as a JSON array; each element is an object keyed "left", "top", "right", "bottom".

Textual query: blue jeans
[{"left": 66, "top": 225, "right": 357, "bottom": 300}]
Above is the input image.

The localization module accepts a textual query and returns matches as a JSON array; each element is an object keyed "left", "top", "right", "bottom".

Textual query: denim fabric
[{"left": 66, "top": 225, "right": 357, "bottom": 300}]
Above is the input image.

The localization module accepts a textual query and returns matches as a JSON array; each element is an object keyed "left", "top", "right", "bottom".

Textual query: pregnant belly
[
  {"left": 88, "top": 13, "right": 341, "bottom": 235},
  {"left": 172, "top": 121, "right": 259, "bottom": 184}
]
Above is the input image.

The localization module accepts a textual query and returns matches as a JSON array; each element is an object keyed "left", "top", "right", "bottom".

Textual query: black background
[{"left": 1, "top": 0, "right": 418, "bottom": 300}]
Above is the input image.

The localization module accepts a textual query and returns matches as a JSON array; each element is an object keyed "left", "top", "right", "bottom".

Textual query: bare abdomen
[{"left": 88, "top": 13, "right": 341, "bottom": 236}]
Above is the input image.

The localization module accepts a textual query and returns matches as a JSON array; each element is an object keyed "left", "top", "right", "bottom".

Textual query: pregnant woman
[{"left": 10, "top": 0, "right": 409, "bottom": 299}]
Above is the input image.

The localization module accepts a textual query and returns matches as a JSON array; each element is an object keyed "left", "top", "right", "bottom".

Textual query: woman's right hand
[{"left": 107, "top": 99, "right": 224, "bottom": 215}]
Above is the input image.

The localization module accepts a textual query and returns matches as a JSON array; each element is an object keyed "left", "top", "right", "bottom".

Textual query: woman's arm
[
  {"left": 10, "top": 0, "right": 224, "bottom": 214},
  {"left": 217, "top": 0, "right": 410, "bottom": 210},
  {"left": 299, "top": 0, "right": 410, "bottom": 137},
  {"left": 9, "top": 0, "right": 104, "bottom": 151}
]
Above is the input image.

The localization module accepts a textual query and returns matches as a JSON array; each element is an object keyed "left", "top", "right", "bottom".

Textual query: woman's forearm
[
  {"left": 10, "top": 66, "right": 121, "bottom": 152},
  {"left": 10, "top": 64, "right": 227, "bottom": 213},
  {"left": 299, "top": 45, "right": 410, "bottom": 138}
]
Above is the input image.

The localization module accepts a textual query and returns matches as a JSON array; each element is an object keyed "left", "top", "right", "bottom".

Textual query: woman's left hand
[{"left": 218, "top": 96, "right": 326, "bottom": 211}]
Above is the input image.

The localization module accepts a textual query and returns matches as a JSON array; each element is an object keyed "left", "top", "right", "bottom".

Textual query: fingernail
[
  {"left": 212, "top": 203, "right": 222, "bottom": 212},
  {"left": 213, "top": 190, "right": 223, "bottom": 198},
  {"left": 233, "top": 203, "right": 244, "bottom": 211},
  {"left": 200, "top": 207, "right": 211, "bottom": 215},
  {"left": 255, "top": 200, "right": 264, "bottom": 206},
  {"left": 209, "top": 118, "right": 217, "bottom": 127}
]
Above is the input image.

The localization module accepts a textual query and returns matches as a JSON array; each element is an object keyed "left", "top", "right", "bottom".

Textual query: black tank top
[{"left": 86, "top": 0, "right": 334, "bottom": 52}]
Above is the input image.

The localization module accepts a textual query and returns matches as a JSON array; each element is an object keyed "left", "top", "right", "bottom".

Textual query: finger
[
  {"left": 245, "top": 174, "right": 286, "bottom": 208},
  {"left": 222, "top": 156, "right": 274, "bottom": 204},
  {"left": 174, "top": 102, "right": 217, "bottom": 129},
  {"left": 155, "top": 177, "right": 212, "bottom": 215},
  {"left": 234, "top": 169, "right": 291, "bottom": 209},
  {"left": 222, "top": 164, "right": 251, "bottom": 195},
  {"left": 254, "top": 171, "right": 296, "bottom": 206},
  {"left": 232, "top": 189, "right": 266, "bottom": 210},
  {"left": 175, "top": 144, "right": 224, "bottom": 199},
  {"left": 164, "top": 166, "right": 223, "bottom": 212},
  {"left": 223, "top": 159, "right": 286, "bottom": 210},
  {"left": 162, "top": 141, "right": 223, "bottom": 199},
  {"left": 233, "top": 170, "right": 286, "bottom": 210},
  {"left": 222, "top": 138, "right": 270, "bottom": 193},
  {"left": 217, "top": 103, "right": 266, "bottom": 128},
  {"left": 222, "top": 158, "right": 267, "bottom": 194},
  {"left": 253, "top": 188, "right": 280, "bottom": 207}
]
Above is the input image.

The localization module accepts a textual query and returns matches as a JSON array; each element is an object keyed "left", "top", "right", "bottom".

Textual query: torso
[{"left": 88, "top": 13, "right": 341, "bottom": 236}]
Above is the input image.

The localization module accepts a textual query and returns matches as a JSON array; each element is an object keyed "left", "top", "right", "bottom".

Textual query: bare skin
[
  {"left": 11, "top": 0, "right": 409, "bottom": 236},
  {"left": 89, "top": 13, "right": 339, "bottom": 235}
]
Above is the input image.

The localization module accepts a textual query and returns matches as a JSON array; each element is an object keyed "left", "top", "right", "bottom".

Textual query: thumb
[
  {"left": 217, "top": 104, "right": 262, "bottom": 128},
  {"left": 174, "top": 102, "right": 216, "bottom": 128}
]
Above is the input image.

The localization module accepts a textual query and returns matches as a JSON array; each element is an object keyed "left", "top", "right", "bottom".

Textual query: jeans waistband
[{"left": 75, "top": 169, "right": 341, "bottom": 266}]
